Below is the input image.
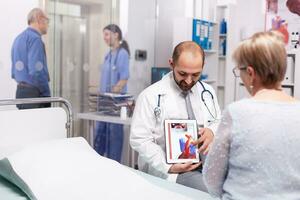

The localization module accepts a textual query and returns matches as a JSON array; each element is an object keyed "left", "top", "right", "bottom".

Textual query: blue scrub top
[
  {"left": 100, "top": 47, "right": 129, "bottom": 94},
  {"left": 11, "top": 27, "right": 50, "bottom": 97}
]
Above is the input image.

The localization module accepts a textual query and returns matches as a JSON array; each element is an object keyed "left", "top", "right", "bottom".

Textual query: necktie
[{"left": 182, "top": 91, "right": 196, "bottom": 120}]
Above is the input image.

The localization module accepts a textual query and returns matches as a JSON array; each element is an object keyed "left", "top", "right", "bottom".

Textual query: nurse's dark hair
[
  {"left": 103, "top": 24, "right": 130, "bottom": 56},
  {"left": 172, "top": 41, "right": 205, "bottom": 66}
]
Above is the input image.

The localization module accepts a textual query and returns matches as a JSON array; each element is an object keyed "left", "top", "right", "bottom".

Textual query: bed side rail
[{"left": 0, "top": 97, "right": 73, "bottom": 137}]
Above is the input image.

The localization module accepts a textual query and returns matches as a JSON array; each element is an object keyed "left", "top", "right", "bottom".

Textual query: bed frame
[
  {"left": 0, "top": 97, "right": 73, "bottom": 160},
  {"left": 0, "top": 97, "right": 73, "bottom": 136}
]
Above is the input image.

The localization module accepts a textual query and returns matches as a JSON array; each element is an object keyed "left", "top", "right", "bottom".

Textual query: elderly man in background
[{"left": 11, "top": 8, "right": 50, "bottom": 109}]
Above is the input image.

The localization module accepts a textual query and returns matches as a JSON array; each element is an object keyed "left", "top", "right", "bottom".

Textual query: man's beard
[{"left": 173, "top": 72, "right": 196, "bottom": 91}]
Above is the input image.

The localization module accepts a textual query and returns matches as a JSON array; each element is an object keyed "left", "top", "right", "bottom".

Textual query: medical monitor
[{"left": 151, "top": 67, "right": 171, "bottom": 84}]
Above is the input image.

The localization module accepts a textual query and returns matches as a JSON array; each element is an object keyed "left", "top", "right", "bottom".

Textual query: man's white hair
[{"left": 27, "top": 8, "right": 45, "bottom": 25}]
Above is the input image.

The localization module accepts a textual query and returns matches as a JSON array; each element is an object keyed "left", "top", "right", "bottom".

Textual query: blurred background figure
[
  {"left": 11, "top": 8, "right": 50, "bottom": 109},
  {"left": 267, "top": 0, "right": 278, "bottom": 13},
  {"left": 94, "top": 24, "right": 130, "bottom": 162}
]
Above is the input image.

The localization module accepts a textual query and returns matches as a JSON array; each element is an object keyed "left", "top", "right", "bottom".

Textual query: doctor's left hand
[
  {"left": 192, "top": 128, "right": 214, "bottom": 155},
  {"left": 168, "top": 162, "right": 202, "bottom": 173}
]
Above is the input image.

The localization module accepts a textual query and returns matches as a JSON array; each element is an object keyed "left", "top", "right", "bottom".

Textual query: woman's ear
[
  {"left": 246, "top": 66, "right": 256, "bottom": 78},
  {"left": 246, "top": 66, "right": 257, "bottom": 87}
]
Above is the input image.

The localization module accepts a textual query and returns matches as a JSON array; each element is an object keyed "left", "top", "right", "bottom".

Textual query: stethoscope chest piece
[
  {"left": 154, "top": 106, "right": 161, "bottom": 119},
  {"left": 154, "top": 94, "right": 164, "bottom": 121}
]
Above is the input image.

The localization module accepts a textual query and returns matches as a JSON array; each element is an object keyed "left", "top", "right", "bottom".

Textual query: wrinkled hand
[
  {"left": 168, "top": 162, "right": 201, "bottom": 174},
  {"left": 192, "top": 128, "right": 214, "bottom": 155}
]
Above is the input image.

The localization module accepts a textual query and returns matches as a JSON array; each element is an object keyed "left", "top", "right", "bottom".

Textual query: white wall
[
  {"left": 154, "top": 0, "right": 187, "bottom": 67},
  {"left": 216, "top": 0, "right": 265, "bottom": 40},
  {"left": 236, "top": 0, "right": 265, "bottom": 40},
  {"left": 0, "top": 1, "right": 39, "bottom": 100},
  {"left": 126, "top": 0, "right": 218, "bottom": 97},
  {"left": 126, "top": 0, "right": 156, "bottom": 97}
]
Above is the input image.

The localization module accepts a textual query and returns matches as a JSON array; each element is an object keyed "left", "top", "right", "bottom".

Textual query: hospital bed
[{"left": 0, "top": 97, "right": 216, "bottom": 200}]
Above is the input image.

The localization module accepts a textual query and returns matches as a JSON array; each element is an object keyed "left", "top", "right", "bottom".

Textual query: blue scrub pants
[{"left": 94, "top": 122, "right": 124, "bottom": 163}]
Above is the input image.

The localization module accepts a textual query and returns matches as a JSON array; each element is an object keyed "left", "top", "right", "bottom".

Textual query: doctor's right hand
[{"left": 168, "top": 162, "right": 201, "bottom": 173}]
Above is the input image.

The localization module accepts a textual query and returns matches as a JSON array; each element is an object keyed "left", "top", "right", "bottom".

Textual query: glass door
[{"left": 46, "top": 0, "right": 119, "bottom": 136}]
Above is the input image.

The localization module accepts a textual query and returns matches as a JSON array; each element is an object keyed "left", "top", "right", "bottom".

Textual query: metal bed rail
[{"left": 0, "top": 97, "right": 73, "bottom": 137}]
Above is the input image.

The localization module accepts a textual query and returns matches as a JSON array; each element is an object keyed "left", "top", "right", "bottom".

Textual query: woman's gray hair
[
  {"left": 27, "top": 8, "right": 45, "bottom": 25},
  {"left": 233, "top": 31, "right": 287, "bottom": 87}
]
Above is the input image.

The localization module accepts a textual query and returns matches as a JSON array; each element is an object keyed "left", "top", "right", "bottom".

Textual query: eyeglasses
[
  {"left": 41, "top": 16, "right": 50, "bottom": 25},
  {"left": 232, "top": 66, "right": 247, "bottom": 77}
]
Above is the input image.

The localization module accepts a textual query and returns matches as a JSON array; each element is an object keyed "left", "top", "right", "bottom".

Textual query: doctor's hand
[
  {"left": 192, "top": 128, "right": 214, "bottom": 155},
  {"left": 168, "top": 162, "right": 202, "bottom": 174}
]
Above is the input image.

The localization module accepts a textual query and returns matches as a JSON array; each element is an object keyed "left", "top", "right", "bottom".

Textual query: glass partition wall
[
  {"left": 45, "top": 0, "right": 122, "bottom": 137},
  {"left": 43, "top": 0, "right": 197, "bottom": 166}
]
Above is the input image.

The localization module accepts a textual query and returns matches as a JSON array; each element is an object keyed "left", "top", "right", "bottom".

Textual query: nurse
[
  {"left": 130, "top": 41, "right": 221, "bottom": 191},
  {"left": 94, "top": 24, "right": 130, "bottom": 162}
]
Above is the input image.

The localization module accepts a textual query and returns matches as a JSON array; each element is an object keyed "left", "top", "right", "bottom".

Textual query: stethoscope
[
  {"left": 154, "top": 94, "right": 162, "bottom": 120},
  {"left": 198, "top": 81, "right": 218, "bottom": 121},
  {"left": 106, "top": 48, "right": 120, "bottom": 92},
  {"left": 154, "top": 81, "right": 218, "bottom": 121},
  {"left": 109, "top": 48, "right": 120, "bottom": 71}
]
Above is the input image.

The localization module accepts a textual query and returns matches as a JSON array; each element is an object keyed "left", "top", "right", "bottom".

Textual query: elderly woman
[{"left": 202, "top": 31, "right": 300, "bottom": 199}]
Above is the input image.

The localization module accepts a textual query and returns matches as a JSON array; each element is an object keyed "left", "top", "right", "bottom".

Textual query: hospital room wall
[
  {"left": 118, "top": 0, "right": 265, "bottom": 107},
  {"left": 0, "top": 0, "right": 39, "bottom": 101},
  {"left": 126, "top": 0, "right": 192, "bottom": 97},
  {"left": 153, "top": 0, "right": 189, "bottom": 68},
  {"left": 126, "top": 0, "right": 156, "bottom": 97},
  {"left": 153, "top": 0, "right": 218, "bottom": 69},
  {"left": 126, "top": 0, "right": 217, "bottom": 97},
  {"left": 0, "top": 0, "right": 276, "bottom": 105}
]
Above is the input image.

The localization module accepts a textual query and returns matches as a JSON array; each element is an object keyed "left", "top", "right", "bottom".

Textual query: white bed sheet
[{"left": 0, "top": 137, "right": 216, "bottom": 200}]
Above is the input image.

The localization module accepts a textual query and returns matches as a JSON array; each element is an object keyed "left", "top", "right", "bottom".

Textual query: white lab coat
[{"left": 130, "top": 72, "right": 221, "bottom": 182}]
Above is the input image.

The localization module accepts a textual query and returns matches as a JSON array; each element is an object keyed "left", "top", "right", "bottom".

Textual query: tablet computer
[{"left": 164, "top": 119, "right": 200, "bottom": 164}]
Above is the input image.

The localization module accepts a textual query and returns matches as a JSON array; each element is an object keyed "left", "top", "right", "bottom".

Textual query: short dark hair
[{"left": 172, "top": 41, "right": 205, "bottom": 66}]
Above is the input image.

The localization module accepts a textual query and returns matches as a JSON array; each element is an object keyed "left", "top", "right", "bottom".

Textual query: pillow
[{"left": 0, "top": 137, "right": 196, "bottom": 200}]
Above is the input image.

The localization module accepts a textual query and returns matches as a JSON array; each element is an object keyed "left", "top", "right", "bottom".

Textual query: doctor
[{"left": 130, "top": 41, "right": 221, "bottom": 191}]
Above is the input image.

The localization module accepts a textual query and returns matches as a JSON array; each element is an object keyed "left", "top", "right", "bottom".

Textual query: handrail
[{"left": 0, "top": 97, "right": 73, "bottom": 137}]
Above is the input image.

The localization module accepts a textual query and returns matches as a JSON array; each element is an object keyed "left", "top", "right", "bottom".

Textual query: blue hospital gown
[{"left": 203, "top": 98, "right": 300, "bottom": 200}]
